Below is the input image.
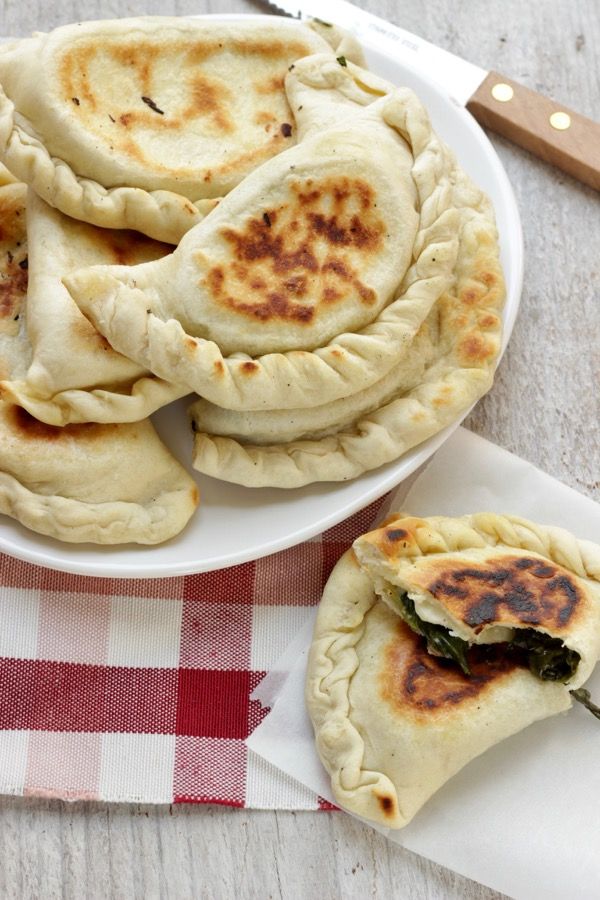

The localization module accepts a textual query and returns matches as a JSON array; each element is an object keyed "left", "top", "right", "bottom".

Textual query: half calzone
[{"left": 306, "top": 513, "right": 600, "bottom": 829}]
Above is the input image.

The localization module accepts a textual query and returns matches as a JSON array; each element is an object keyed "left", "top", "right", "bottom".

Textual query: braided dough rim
[
  {"left": 0, "top": 16, "right": 339, "bottom": 243},
  {"left": 0, "top": 469, "right": 198, "bottom": 545},
  {"left": 64, "top": 70, "right": 461, "bottom": 412},
  {"left": 188, "top": 326, "right": 433, "bottom": 444},
  {"left": 307, "top": 513, "right": 600, "bottom": 827},
  {"left": 0, "top": 376, "right": 188, "bottom": 426},
  {"left": 394, "top": 512, "right": 600, "bottom": 584},
  {"left": 0, "top": 86, "right": 216, "bottom": 243}
]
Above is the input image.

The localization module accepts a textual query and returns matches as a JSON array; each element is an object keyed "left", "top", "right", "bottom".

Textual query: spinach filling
[
  {"left": 396, "top": 591, "right": 472, "bottom": 675},
  {"left": 394, "top": 590, "right": 580, "bottom": 682},
  {"left": 508, "top": 630, "right": 580, "bottom": 682}
]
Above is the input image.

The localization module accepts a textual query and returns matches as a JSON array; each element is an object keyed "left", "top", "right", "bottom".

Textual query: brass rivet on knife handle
[
  {"left": 549, "top": 111, "right": 571, "bottom": 131},
  {"left": 491, "top": 83, "right": 514, "bottom": 103},
  {"left": 467, "top": 70, "right": 600, "bottom": 191}
]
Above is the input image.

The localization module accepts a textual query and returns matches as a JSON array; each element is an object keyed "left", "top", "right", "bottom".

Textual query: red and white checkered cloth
[{"left": 0, "top": 497, "right": 385, "bottom": 807}]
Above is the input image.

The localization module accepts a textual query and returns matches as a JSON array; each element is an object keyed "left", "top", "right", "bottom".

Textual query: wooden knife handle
[{"left": 466, "top": 70, "right": 600, "bottom": 191}]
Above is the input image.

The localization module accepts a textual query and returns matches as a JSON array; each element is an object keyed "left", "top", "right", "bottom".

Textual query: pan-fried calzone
[
  {"left": 306, "top": 513, "right": 600, "bottom": 828},
  {"left": 0, "top": 18, "right": 350, "bottom": 241}
]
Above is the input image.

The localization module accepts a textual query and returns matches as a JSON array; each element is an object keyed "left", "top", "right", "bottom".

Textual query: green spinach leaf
[
  {"left": 394, "top": 591, "right": 472, "bottom": 675},
  {"left": 570, "top": 688, "right": 600, "bottom": 719},
  {"left": 392, "top": 590, "right": 581, "bottom": 683},
  {"left": 508, "top": 630, "right": 580, "bottom": 682}
]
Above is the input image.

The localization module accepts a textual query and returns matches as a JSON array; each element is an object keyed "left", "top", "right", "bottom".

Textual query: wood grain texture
[
  {"left": 0, "top": 0, "right": 599, "bottom": 898},
  {"left": 467, "top": 70, "right": 600, "bottom": 191}
]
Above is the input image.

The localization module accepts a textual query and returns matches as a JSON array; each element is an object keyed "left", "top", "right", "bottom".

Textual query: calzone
[
  {"left": 1, "top": 191, "right": 187, "bottom": 425},
  {"left": 306, "top": 513, "right": 600, "bottom": 829},
  {"left": 0, "top": 17, "right": 343, "bottom": 241},
  {"left": 189, "top": 164, "right": 503, "bottom": 486}
]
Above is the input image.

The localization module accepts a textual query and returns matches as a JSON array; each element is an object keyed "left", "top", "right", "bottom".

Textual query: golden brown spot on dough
[
  {"left": 213, "top": 360, "right": 225, "bottom": 375},
  {"left": 378, "top": 526, "right": 415, "bottom": 557},
  {"left": 255, "top": 110, "right": 277, "bottom": 126},
  {"left": 226, "top": 292, "right": 315, "bottom": 325},
  {"left": 243, "top": 39, "right": 312, "bottom": 60},
  {"left": 356, "top": 283, "right": 377, "bottom": 305},
  {"left": 232, "top": 263, "right": 249, "bottom": 280},
  {"left": 92, "top": 229, "right": 171, "bottom": 267},
  {"left": 0, "top": 255, "right": 27, "bottom": 327},
  {"left": 385, "top": 528, "right": 408, "bottom": 542},
  {"left": 206, "top": 177, "right": 384, "bottom": 325},
  {"left": 322, "top": 258, "right": 350, "bottom": 278},
  {"left": 0, "top": 188, "right": 26, "bottom": 238},
  {"left": 459, "top": 286, "right": 483, "bottom": 306},
  {"left": 120, "top": 137, "right": 146, "bottom": 165},
  {"left": 186, "top": 38, "right": 315, "bottom": 64},
  {"left": 57, "top": 35, "right": 314, "bottom": 182},
  {"left": 421, "top": 555, "right": 583, "bottom": 632},
  {"left": 459, "top": 332, "right": 495, "bottom": 364},
  {"left": 364, "top": 517, "right": 428, "bottom": 560},
  {"left": 0, "top": 186, "right": 28, "bottom": 335},
  {"left": 330, "top": 348, "right": 344, "bottom": 359},
  {"left": 58, "top": 45, "right": 99, "bottom": 110},
  {"left": 185, "top": 337, "right": 198, "bottom": 351},
  {"left": 432, "top": 385, "right": 454, "bottom": 407},
  {"left": 240, "top": 361, "right": 259, "bottom": 374},
  {"left": 109, "top": 42, "right": 160, "bottom": 90},
  {"left": 7, "top": 405, "right": 111, "bottom": 441},
  {"left": 71, "top": 314, "right": 113, "bottom": 353},
  {"left": 283, "top": 274, "right": 307, "bottom": 294},
  {"left": 208, "top": 266, "right": 225, "bottom": 295},
  {"left": 190, "top": 485, "right": 200, "bottom": 507},
  {"left": 375, "top": 793, "right": 395, "bottom": 817},
  {"left": 478, "top": 313, "right": 499, "bottom": 329},
  {"left": 182, "top": 73, "right": 234, "bottom": 134},
  {"left": 453, "top": 313, "right": 469, "bottom": 330},
  {"left": 254, "top": 74, "right": 285, "bottom": 95},
  {"left": 380, "top": 620, "right": 518, "bottom": 715}
]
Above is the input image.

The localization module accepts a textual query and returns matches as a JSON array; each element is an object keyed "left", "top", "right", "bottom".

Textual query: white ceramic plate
[{"left": 0, "top": 19, "right": 523, "bottom": 577}]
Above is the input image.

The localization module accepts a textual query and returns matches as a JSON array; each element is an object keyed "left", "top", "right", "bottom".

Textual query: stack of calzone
[
  {"left": 0, "top": 15, "right": 505, "bottom": 544},
  {"left": 306, "top": 513, "right": 600, "bottom": 828},
  {"left": 66, "top": 51, "right": 505, "bottom": 489}
]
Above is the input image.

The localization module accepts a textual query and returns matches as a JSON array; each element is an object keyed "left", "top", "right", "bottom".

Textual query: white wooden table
[{"left": 1, "top": 0, "right": 598, "bottom": 897}]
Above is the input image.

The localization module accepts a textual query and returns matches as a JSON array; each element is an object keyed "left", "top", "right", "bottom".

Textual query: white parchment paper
[{"left": 247, "top": 427, "right": 600, "bottom": 900}]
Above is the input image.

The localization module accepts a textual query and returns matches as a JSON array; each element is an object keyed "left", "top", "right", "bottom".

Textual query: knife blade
[{"left": 265, "top": 0, "right": 600, "bottom": 192}]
